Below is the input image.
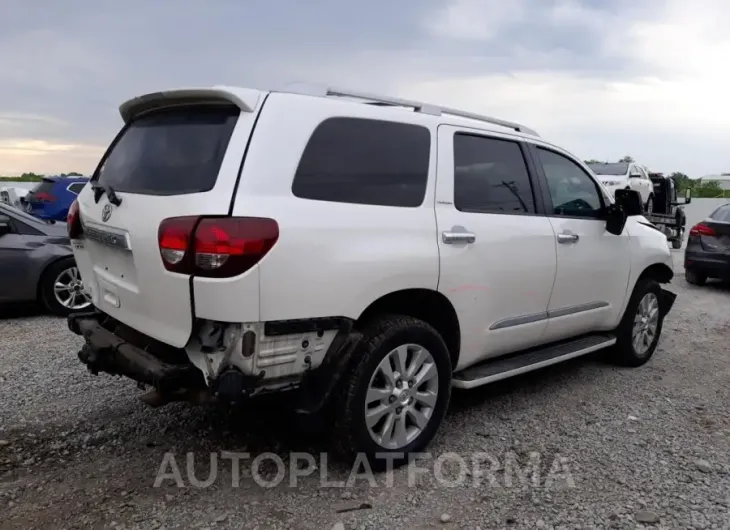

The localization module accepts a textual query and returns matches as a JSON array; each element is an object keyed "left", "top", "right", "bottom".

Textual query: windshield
[{"left": 587, "top": 163, "right": 629, "bottom": 176}]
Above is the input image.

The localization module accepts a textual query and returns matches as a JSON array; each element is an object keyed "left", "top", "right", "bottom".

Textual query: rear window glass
[
  {"left": 587, "top": 163, "right": 629, "bottom": 176},
  {"left": 28, "top": 181, "right": 55, "bottom": 196},
  {"left": 710, "top": 204, "right": 730, "bottom": 222},
  {"left": 94, "top": 105, "right": 240, "bottom": 196},
  {"left": 292, "top": 117, "right": 431, "bottom": 207}
]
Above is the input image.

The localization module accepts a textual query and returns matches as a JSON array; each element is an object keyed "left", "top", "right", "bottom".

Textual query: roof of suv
[{"left": 119, "top": 84, "right": 553, "bottom": 146}]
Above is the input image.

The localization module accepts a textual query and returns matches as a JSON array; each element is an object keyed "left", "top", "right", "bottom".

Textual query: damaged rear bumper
[{"left": 68, "top": 311, "right": 204, "bottom": 393}]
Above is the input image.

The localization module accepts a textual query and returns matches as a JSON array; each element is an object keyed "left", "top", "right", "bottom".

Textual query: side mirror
[
  {"left": 605, "top": 204, "right": 627, "bottom": 235},
  {"left": 629, "top": 173, "right": 642, "bottom": 179},
  {"left": 0, "top": 214, "right": 11, "bottom": 236},
  {"left": 671, "top": 188, "right": 692, "bottom": 206},
  {"left": 615, "top": 188, "right": 643, "bottom": 216}
]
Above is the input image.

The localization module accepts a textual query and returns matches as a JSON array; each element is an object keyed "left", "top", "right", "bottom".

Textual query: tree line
[
  {"left": 0, "top": 172, "right": 84, "bottom": 182},
  {"left": 584, "top": 156, "right": 727, "bottom": 198}
]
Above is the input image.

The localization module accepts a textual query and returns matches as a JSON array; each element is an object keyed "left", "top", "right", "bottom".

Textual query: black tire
[
  {"left": 612, "top": 279, "right": 666, "bottom": 367},
  {"left": 645, "top": 195, "right": 653, "bottom": 214},
  {"left": 671, "top": 238, "right": 682, "bottom": 250},
  {"left": 685, "top": 269, "right": 707, "bottom": 286},
  {"left": 331, "top": 315, "right": 452, "bottom": 469},
  {"left": 39, "top": 257, "right": 90, "bottom": 317}
]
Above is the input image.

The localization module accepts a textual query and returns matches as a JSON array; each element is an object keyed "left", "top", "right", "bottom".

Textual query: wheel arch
[
  {"left": 356, "top": 288, "right": 461, "bottom": 369},
  {"left": 637, "top": 262, "right": 673, "bottom": 284}
]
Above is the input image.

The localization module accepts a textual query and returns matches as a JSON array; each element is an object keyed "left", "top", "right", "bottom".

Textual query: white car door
[
  {"left": 628, "top": 165, "right": 650, "bottom": 204},
  {"left": 528, "top": 143, "right": 631, "bottom": 343},
  {"left": 435, "top": 126, "right": 558, "bottom": 370}
]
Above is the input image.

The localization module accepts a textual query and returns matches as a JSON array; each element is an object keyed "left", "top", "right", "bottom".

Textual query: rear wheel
[
  {"left": 671, "top": 238, "right": 682, "bottom": 250},
  {"left": 685, "top": 269, "right": 707, "bottom": 286},
  {"left": 332, "top": 315, "right": 452, "bottom": 469},
  {"left": 612, "top": 279, "right": 665, "bottom": 367},
  {"left": 40, "top": 258, "right": 92, "bottom": 317},
  {"left": 645, "top": 195, "right": 654, "bottom": 214}
]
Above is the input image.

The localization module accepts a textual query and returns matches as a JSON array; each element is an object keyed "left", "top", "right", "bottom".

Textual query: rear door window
[
  {"left": 452, "top": 133, "right": 536, "bottom": 214},
  {"left": 94, "top": 105, "right": 240, "bottom": 196},
  {"left": 292, "top": 117, "right": 431, "bottom": 207}
]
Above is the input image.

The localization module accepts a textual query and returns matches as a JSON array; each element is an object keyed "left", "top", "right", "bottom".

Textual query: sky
[{"left": 0, "top": 0, "right": 729, "bottom": 178}]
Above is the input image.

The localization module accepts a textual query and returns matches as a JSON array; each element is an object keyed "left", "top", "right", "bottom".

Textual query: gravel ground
[{"left": 1, "top": 250, "right": 729, "bottom": 530}]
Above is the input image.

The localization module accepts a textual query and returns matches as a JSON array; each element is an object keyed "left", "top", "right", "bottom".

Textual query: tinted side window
[
  {"left": 68, "top": 182, "right": 85, "bottom": 194},
  {"left": 453, "top": 134, "right": 535, "bottom": 214},
  {"left": 10, "top": 218, "right": 43, "bottom": 236},
  {"left": 292, "top": 118, "right": 430, "bottom": 207},
  {"left": 537, "top": 147, "right": 603, "bottom": 218}
]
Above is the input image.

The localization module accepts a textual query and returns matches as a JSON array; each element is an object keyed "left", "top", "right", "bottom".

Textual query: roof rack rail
[{"left": 279, "top": 83, "right": 539, "bottom": 137}]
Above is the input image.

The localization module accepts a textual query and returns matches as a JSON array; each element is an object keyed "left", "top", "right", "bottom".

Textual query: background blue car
[{"left": 23, "top": 176, "right": 89, "bottom": 221}]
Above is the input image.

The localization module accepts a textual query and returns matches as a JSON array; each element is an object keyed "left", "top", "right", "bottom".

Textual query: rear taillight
[
  {"left": 158, "top": 216, "right": 279, "bottom": 278},
  {"left": 689, "top": 223, "right": 716, "bottom": 237},
  {"left": 34, "top": 192, "right": 56, "bottom": 202},
  {"left": 67, "top": 199, "right": 83, "bottom": 239}
]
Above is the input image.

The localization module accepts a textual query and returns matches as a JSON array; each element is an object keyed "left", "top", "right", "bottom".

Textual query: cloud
[
  {"left": 0, "top": 0, "right": 728, "bottom": 176},
  {"left": 423, "top": 0, "right": 528, "bottom": 41},
  {"left": 0, "top": 138, "right": 103, "bottom": 175}
]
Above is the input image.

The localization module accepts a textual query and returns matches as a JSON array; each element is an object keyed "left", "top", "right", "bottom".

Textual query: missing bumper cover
[{"left": 72, "top": 315, "right": 204, "bottom": 393}]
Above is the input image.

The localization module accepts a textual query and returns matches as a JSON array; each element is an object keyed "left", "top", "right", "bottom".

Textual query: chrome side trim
[
  {"left": 490, "top": 311, "right": 548, "bottom": 330},
  {"left": 547, "top": 301, "right": 608, "bottom": 319},
  {"left": 490, "top": 301, "right": 609, "bottom": 330}
]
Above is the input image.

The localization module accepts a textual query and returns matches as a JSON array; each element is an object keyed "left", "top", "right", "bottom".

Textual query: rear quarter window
[
  {"left": 94, "top": 105, "right": 240, "bottom": 196},
  {"left": 67, "top": 182, "right": 86, "bottom": 194},
  {"left": 291, "top": 117, "right": 431, "bottom": 207},
  {"left": 710, "top": 204, "right": 730, "bottom": 222}
]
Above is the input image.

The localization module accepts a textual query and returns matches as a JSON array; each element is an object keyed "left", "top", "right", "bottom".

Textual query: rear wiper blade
[{"left": 91, "top": 183, "right": 122, "bottom": 206}]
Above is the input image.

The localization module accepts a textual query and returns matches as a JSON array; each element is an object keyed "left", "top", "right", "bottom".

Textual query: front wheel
[
  {"left": 40, "top": 258, "right": 92, "bottom": 317},
  {"left": 612, "top": 279, "right": 666, "bottom": 367},
  {"left": 332, "top": 315, "right": 452, "bottom": 469}
]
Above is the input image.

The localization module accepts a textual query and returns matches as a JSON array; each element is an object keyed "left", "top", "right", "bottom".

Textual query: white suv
[
  {"left": 67, "top": 84, "right": 677, "bottom": 467},
  {"left": 587, "top": 162, "right": 655, "bottom": 213}
]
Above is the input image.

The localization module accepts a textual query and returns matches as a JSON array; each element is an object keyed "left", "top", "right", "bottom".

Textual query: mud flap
[{"left": 659, "top": 288, "right": 677, "bottom": 317}]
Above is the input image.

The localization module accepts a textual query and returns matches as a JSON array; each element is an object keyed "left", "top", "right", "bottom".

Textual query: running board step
[{"left": 452, "top": 334, "right": 616, "bottom": 389}]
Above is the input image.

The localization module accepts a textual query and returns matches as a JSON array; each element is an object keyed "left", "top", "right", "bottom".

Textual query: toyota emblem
[{"left": 101, "top": 204, "right": 113, "bottom": 222}]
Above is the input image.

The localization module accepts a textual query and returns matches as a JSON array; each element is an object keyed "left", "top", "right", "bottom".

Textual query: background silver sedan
[{"left": 0, "top": 202, "right": 90, "bottom": 316}]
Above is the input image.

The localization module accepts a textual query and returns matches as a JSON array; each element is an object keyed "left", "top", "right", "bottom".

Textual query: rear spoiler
[{"left": 119, "top": 86, "right": 263, "bottom": 123}]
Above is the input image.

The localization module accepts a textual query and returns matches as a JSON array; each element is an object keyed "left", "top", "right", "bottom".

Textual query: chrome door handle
[
  {"left": 442, "top": 231, "right": 476, "bottom": 244},
  {"left": 557, "top": 232, "right": 579, "bottom": 244}
]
